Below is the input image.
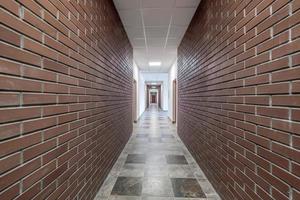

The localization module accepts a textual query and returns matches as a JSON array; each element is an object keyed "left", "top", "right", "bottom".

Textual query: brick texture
[
  {"left": 177, "top": 0, "right": 300, "bottom": 200},
  {"left": 0, "top": 0, "right": 133, "bottom": 200}
]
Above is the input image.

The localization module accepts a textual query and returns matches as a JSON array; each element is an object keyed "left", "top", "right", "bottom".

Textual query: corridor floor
[{"left": 95, "top": 105, "right": 220, "bottom": 200}]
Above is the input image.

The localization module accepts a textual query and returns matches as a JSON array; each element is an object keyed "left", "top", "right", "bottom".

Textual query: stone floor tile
[
  {"left": 136, "top": 134, "right": 149, "bottom": 138},
  {"left": 148, "top": 137, "right": 162, "bottom": 143},
  {"left": 144, "top": 164, "right": 169, "bottom": 177},
  {"left": 146, "top": 154, "right": 166, "bottom": 164},
  {"left": 162, "top": 138, "right": 177, "bottom": 143},
  {"left": 142, "top": 177, "right": 173, "bottom": 197},
  {"left": 193, "top": 170, "right": 207, "bottom": 180},
  {"left": 141, "top": 197, "right": 173, "bottom": 200},
  {"left": 125, "top": 154, "right": 146, "bottom": 164},
  {"left": 119, "top": 164, "right": 145, "bottom": 177},
  {"left": 131, "top": 138, "right": 149, "bottom": 144},
  {"left": 171, "top": 178, "right": 206, "bottom": 198},
  {"left": 94, "top": 195, "right": 108, "bottom": 200},
  {"left": 197, "top": 180, "right": 217, "bottom": 195},
  {"left": 111, "top": 177, "right": 143, "bottom": 196},
  {"left": 166, "top": 155, "right": 188, "bottom": 165},
  {"left": 168, "top": 165, "right": 195, "bottom": 178},
  {"left": 161, "top": 135, "right": 175, "bottom": 138},
  {"left": 109, "top": 195, "right": 141, "bottom": 200},
  {"left": 97, "top": 176, "right": 118, "bottom": 198}
]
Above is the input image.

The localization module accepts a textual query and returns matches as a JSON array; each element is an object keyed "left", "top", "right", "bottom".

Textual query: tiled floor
[{"left": 94, "top": 105, "right": 220, "bottom": 200}]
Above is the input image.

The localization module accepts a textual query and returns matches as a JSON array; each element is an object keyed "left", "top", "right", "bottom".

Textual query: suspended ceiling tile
[
  {"left": 113, "top": 0, "right": 140, "bottom": 10},
  {"left": 125, "top": 26, "right": 144, "bottom": 38},
  {"left": 175, "top": 0, "right": 201, "bottom": 8},
  {"left": 141, "top": 0, "right": 175, "bottom": 8},
  {"left": 143, "top": 9, "right": 172, "bottom": 26},
  {"left": 147, "top": 37, "right": 166, "bottom": 47},
  {"left": 166, "top": 37, "right": 180, "bottom": 46},
  {"left": 118, "top": 10, "right": 142, "bottom": 27},
  {"left": 145, "top": 26, "right": 168, "bottom": 38},
  {"left": 172, "top": 8, "right": 197, "bottom": 26},
  {"left": 132, "top": 38, "right": 146, "bottom": 48},
  {"left": 168, "top": 26, "right": 187, "bottom": 38}
]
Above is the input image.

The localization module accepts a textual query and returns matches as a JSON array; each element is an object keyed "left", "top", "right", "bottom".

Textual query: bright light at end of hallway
[{"left": 148, "top": 61, "right": 162, "bottom": 66}]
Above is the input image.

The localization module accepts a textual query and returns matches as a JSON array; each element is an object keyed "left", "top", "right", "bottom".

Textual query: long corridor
[{"left": 94, "top": 105, "right": 220, "bottom": 200}]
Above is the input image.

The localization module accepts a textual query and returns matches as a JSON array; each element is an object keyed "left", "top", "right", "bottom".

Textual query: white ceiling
[{"left": 113, "top": 0, "right": 201, "bottom": 72}]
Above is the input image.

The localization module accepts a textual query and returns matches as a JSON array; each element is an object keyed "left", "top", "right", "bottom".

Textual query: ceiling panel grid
[{"left": 113, "top": 0, "right": 201, "bottom": 72}]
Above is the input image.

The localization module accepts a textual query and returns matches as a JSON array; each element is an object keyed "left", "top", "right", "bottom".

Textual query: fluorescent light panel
[{"left": 149, "top": 61, "right": 161, "bottom": 66}]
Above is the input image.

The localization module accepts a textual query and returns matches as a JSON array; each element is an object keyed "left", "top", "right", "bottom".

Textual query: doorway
[
  {"left": 146, "top": 84, "right": 162, "bottom": 109},
  {"left": 132, "top": 80, "right": 137, "bottom": 123},
  {"left": 150, "top": 92, "right": 157, "bottom": 104},
  {"left": 158, "top": 85, "right": 161, "bottom": 109},
  {"left": 172, "top": 79, "right": 177, "bottom": 123}
]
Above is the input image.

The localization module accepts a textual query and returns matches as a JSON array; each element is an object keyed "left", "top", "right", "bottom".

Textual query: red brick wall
[
  {"left": 177, "top": 0, "right": 300, "bottom": 199},
  {"left": 0, "top": 1, "right": 133, "bottom": 199}
]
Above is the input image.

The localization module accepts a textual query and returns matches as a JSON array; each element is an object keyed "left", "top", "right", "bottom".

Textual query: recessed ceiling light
[{"left": 149, "top": 61, "right": 161, "bottom": 66}]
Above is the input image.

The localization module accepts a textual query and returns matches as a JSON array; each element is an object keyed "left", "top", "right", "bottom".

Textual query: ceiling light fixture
[{"left": 149, "top": 61, "right": 161, "bottom": 66}]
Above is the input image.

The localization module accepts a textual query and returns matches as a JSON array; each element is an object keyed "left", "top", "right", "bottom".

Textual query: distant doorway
[
  {"left": 146, "top": 84, "right": 161, "bottom": 109},
  {"left": 151, "top": 92, "right": 157, "bottom": 104}
]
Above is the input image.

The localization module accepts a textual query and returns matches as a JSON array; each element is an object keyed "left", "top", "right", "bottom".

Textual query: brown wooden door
[{"left": 151, "top": 94, "right": 156, "bottom": 103}]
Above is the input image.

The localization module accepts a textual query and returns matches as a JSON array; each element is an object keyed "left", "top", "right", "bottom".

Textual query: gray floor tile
[
  {"left": 142, "top": 177, "right": 173, "bottom": 197},
  {"left": 136, "top": 134, "right": 149, "bottom": 138},
  {"left": 193, "top": 170, "right": 207, "bottom": 180},
  {"left": 168, "top": 165, "right": 194, "bottom": 178},
  {"left": 109, "top": 195, "right": 141, "bottom": 200},
  {"left": 111, "top": 177, "right": 143, "bottom": 196},
  {"left": 149, "top": 137, "right": 162, "bottom": 143},
  {"left": 97, "top": 176, "right": 118, "bottom": 198},
  {"left": 197, "top": 180, "right": 217, "bottom": 195},
  {"left": 166, "top": 155, "right": 188, "bottom": 165},
  {"left": 141, "top": 197, "right": 173, "bottom": 200},
  {"left": 94, "top": 195, "right": 108, "bottom": 200},
  {"left": 119, "top": 164, "right": 145, "bottom": 177},
  {"left": 131, "top": 138, "right": 149, "bottom": 144},
  {"left": 161, "top": 133, "right": 174, "bottom": 138},
  {"left": 162, "top": 138, "right": 177, "bottom": 143},
  {"left": 146, "top": 154, "right": 166, "bottom": 164},
  {"left": 171, "top": 178, "right": 206, "bottom": 198},
  {"left": 144, "top": 164, "right": 169, "bottom": 177},
  {"left": 126, "top": 154, "right": 146, "bottom": 164}
]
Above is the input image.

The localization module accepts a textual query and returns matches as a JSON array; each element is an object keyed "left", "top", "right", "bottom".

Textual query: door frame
[
  {"left": 133, "top": 79, "right": 137, "bottom": 123},
  {"left": 146, "top": 86, "right": 149, "bottom": 108},
  {"left": 158, "top": 85, "right": 161, "bottom": 109},
  {"left": 172, "top": 79, "right": 177, "bottom": 123},
  {"left": 150, "top": 92, "right": 157, "bottom": 104}
]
